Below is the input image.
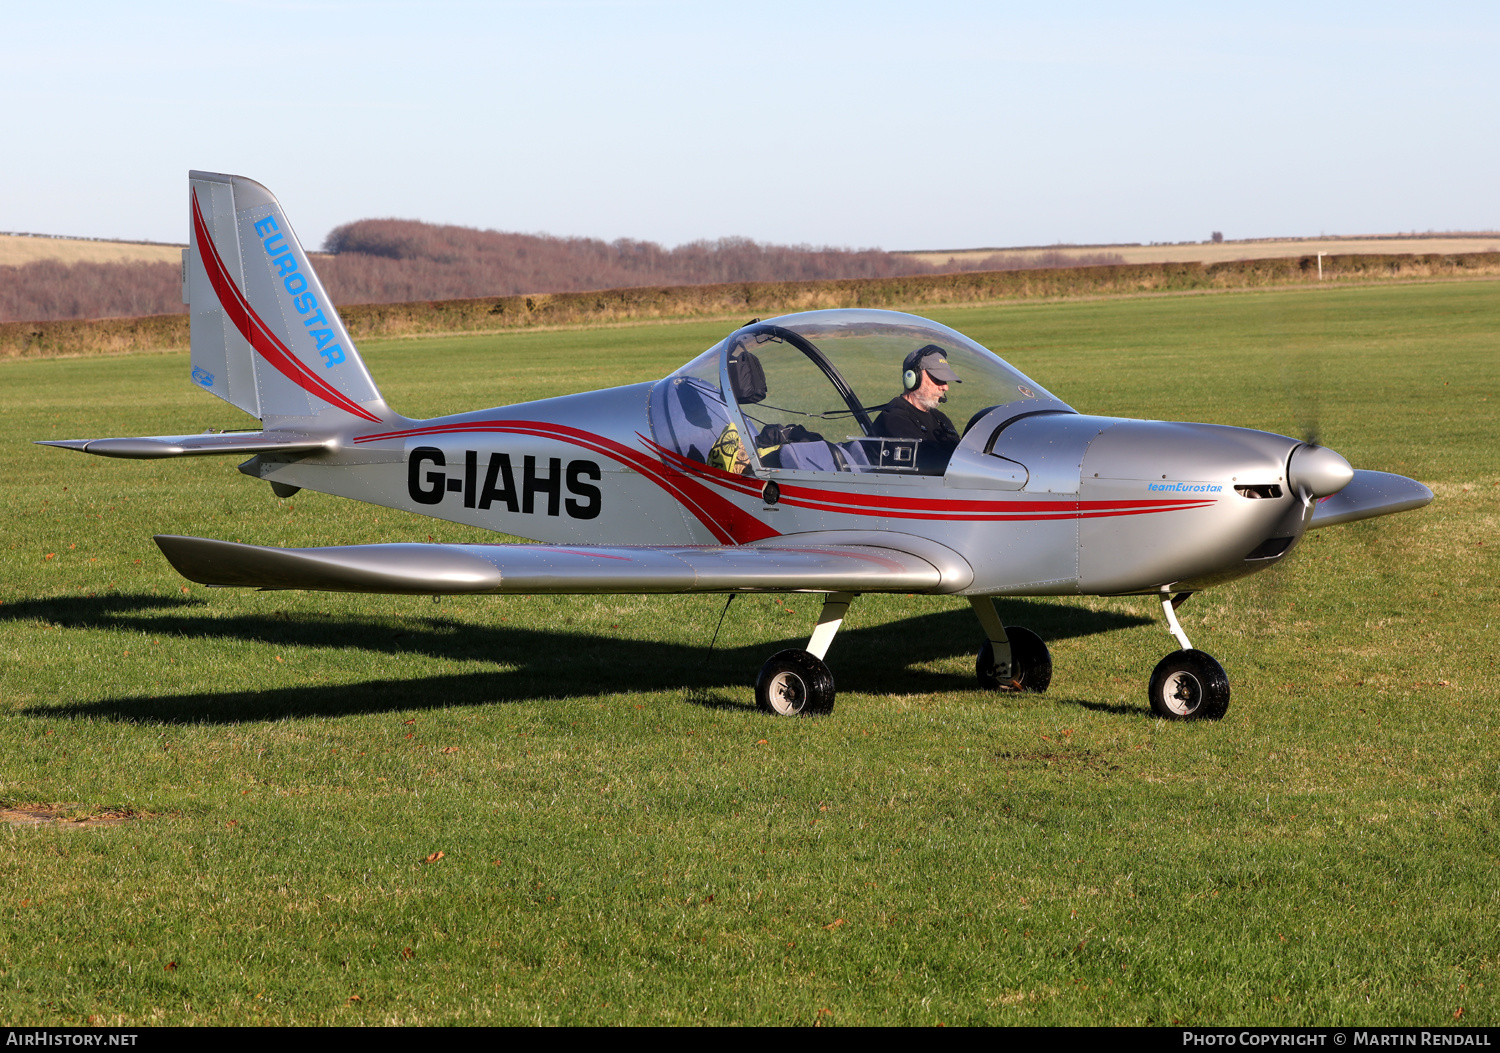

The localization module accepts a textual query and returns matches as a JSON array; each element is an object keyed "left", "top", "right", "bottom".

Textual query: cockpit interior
[{"left": 649, "top": 309, "right": 1069, "bottom": 478}]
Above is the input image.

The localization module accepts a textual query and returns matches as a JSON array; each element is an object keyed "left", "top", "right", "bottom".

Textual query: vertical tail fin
[{"left": 186, "top": 171, "right": 388, "bottom": 427}]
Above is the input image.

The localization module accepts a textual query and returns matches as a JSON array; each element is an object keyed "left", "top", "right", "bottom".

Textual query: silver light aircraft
[{"left": 40, "top": 172, "right": 1433, "bottom": 719}]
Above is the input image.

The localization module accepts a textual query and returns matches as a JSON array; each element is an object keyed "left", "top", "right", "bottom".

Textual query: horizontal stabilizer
[
  {"left": 1308, "top": 469, "right": 1433, "bottom": 529},
  {"left": 36, "top": 432, "right": 328, "bottom": 460},
  {"left": 154, "top": 535, "right": 948, "bottom": 595}
]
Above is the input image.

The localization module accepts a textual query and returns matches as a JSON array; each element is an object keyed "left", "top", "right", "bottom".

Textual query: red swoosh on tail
[{"left": 191, "top": 189, "right": 381, "bottom": 424}]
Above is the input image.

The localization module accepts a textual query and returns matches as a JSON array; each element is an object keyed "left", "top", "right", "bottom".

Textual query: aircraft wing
[
  {"left": 154, "top": 533, "right": 971, "bottom": 595},
  {"left": 1308, "top": 469, "right": 1433, "bottom": 529},
  {"left": 35, "top": 432, "right": 327, "bottom": 459}
]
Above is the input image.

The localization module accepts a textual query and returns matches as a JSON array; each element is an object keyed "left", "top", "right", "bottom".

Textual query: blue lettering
[
  {"left": 250, "top": 212, "right": 348, "bottom": 370},
  {"left": 251, "top": 213, "right": 347, "bottom": 369},
  {"left": 1148, "top": 481, "right": 1223, "bottom": 494}
]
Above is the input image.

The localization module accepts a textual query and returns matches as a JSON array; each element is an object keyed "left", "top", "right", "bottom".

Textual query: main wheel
[
  {"left": 976, "top": 627, "right": 1052, "bottom": 693},
  {"left": 1148, "top": 649, "right": 1230, "bottom": 720},
  {"left": 756, "top": 649, "right": 836, "bottom": 716}
]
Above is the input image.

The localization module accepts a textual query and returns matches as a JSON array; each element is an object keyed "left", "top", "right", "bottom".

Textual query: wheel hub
[
  {"left": 767, "top": 671, "right": 807, "bottom": 715},
  {"left": 1162, "top": 670, "right": 1203, "bottom": 715}
]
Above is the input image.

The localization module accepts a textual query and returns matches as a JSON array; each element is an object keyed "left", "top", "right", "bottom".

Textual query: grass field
[{"left": 1, "top": 282, "right": 1496, "bottom": 1026}]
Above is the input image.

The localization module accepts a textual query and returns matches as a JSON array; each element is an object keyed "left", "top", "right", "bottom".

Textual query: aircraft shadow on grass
[{"left": 9, "top": 593, "right": 1150, "bottom": 724}]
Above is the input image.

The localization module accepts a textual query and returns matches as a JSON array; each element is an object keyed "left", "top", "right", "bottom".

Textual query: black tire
[
  {"left": 755, "top": 649, "right": 836, "bottom": 716},
  {"left": 1148, "top": 649, "right": 1230, "bottom": 720},
  {"left": 976, "top": 627, "right": 1052, "bottom": 693}
]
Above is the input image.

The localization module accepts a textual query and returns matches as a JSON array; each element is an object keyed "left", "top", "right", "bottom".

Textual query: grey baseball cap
[{"left": 904, "top": 345, "right": 962, "bottom": 384}]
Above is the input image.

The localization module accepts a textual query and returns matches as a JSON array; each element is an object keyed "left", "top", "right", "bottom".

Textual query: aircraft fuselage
[{"left": 244, "top": 381, "right": 1313, "bottom": 598}]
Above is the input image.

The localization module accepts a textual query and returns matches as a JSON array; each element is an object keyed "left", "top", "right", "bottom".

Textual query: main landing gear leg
[
  {"left": 755, "top": 592, "right": 852, "bottom": 717},
  {"left": 970, "top": 597, "right": 1052, "bottom": 693},
  {"left": 1147, "top": 590, "right": 1230, "bottom": 720}
]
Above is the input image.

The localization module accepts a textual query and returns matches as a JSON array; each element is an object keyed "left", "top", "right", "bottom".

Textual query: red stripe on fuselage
[
  {"left": 645, "top": 435, "right": 1216, "bottom": 520},
  {"left": 359, "top": 418, "right": 1218, "bottom": 531},
  {"left": 190, "top": 190, "right": 381, "bottom": 424}
]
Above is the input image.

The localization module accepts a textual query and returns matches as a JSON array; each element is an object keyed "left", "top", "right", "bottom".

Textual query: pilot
[{"left": 871, "top": 344, "right": 962, "bottom": 451}]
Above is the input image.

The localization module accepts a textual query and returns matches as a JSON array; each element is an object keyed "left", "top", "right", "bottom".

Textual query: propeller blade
[{"left": 1280, "top": 361, "right": 1321, "bottom": 446}]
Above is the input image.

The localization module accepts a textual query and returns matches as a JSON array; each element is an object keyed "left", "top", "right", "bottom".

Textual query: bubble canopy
[{"left": 649, "top": 309, "right": 1073, "bottom": 476}]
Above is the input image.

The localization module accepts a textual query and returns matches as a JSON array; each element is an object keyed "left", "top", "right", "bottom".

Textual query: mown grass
[{"left": 0, "top": 283, "right": 1495, "bottom": 1026}]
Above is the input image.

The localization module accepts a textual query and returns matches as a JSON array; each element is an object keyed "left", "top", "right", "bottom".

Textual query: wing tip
[{"left": 34, "top": 439, "right": 94, "bottom": 451}]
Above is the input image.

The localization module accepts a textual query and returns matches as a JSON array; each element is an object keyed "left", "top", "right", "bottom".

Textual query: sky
[{"left": 2, "top": 1, "right": 1497, "bottom": 251}]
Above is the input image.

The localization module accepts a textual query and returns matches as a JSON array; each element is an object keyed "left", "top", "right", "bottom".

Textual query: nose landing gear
[{"left": 1148, "top": 591, "right": 1230, "bottom": 720}]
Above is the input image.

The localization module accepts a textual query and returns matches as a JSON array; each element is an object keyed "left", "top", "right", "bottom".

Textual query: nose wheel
[
  {"left": 1148, "top": 649, "right": 1230, "bottom": 719},
  {"left": 1149, "top": 592, "right": 1230, "bottom": 720}
]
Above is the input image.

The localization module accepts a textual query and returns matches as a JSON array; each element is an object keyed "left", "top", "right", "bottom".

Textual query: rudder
[{"left": 186, "top": 171, "right": 387, "bottom": 426}]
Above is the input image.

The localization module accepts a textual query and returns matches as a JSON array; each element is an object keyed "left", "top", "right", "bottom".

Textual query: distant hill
[
  {"left": 14, "top": 218, "right": 1500, "bottom": 325},
  {"left": 0, "top": 219, "right": 1133, "bottom": 323},
  {"left": 0, "top": 233, "right": 184, "bottom": 267}
]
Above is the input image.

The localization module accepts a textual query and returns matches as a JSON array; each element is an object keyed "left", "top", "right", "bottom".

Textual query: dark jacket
[{"left": 870, "top": 395, "right": 960, "bottom": 449}]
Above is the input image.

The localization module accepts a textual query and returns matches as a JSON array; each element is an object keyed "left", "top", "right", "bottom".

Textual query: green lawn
[{"left": 0, "top": 282, "right": 1495, "bottom": 1025}]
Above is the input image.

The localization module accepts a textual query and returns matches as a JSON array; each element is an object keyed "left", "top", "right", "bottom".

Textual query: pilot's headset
[{"left": 903, "top": 345, "right": 953, "bottom": 400}]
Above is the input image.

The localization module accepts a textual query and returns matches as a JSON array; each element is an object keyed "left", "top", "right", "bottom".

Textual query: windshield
[{"left": 649, "top": 309, "right": 1068, "bottom": 476}]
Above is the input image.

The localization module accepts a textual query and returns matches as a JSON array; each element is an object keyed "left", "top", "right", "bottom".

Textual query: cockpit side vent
[{"left": 1235, "top": 484, "right": 1283, "bottom": 500}]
